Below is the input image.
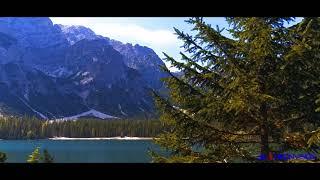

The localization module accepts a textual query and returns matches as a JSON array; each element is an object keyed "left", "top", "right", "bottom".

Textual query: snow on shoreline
[
  {"left": 48, "top": 136, "right": 154, "bottom": 140},
  {"left": 54, "top": 109, "right": 119, "bottom": 121}
]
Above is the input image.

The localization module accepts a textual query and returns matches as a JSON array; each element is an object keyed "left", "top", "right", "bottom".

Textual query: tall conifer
[{"left": 152, "top": 17, "right": 320, "bottom": 162}]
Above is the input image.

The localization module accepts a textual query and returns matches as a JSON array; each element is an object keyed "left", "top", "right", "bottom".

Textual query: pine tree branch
[
  {"left": 282, "top": 115, "right": 307, "bottom": 123},
  {"left": 174, "top": 27, "right": 220, "bottom": 59},
  {"left": 154, "top": 91, "right": 259, "bottom": 136},
  {"left": 180, "top": 52, "right": 213, "bottom": 74},
  {"left": 160, "top": 55, "right": 206, "bottom": 97},
  {"left": 274, "top": 115, "right": 309, "bottom": 129},
  {"left": 191, "top": 18, "right": 236, "bottom": 58}
]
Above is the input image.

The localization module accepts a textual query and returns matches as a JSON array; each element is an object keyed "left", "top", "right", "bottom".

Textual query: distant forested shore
[{"left": 0, "top": 117, "right": 164, "bottom": 140}]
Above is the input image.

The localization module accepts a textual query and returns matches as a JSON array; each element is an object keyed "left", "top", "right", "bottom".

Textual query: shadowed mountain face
[{"left": 0, "top": 17, "right": 169, "bottom": 119}]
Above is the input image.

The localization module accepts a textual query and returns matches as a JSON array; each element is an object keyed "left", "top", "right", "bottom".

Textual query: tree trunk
[
  {"left": 258, "top": 61, "right": 271, "bottom": 161},
  {"left": 260, "top": 103, "right": 270, "bottom": 161}
]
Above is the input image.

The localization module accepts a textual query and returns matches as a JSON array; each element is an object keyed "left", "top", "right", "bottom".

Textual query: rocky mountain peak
[
  {"left": 58, "top": 24, "right": 104, "bottom": 45},
  {"left": 0, "top": 17, "right": 67, "bottom": 48}
]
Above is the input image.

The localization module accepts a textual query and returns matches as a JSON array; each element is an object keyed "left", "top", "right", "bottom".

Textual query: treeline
[{"left": 0, "top": 117, "right": 165, "bottom": 139}]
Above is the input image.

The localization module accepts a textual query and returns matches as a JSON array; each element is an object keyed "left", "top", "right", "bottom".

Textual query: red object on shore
[{"left": 268, "top": 152, "right": 273, "bottom": 160}]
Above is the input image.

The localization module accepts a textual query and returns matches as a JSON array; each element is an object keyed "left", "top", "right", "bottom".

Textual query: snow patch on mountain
[
  {"left": 92, "top": 57, "right": 98, "bottom": 62},
  {"left": 18, "top": 97, "right": 48, "bottom": 119},
  {"left": 138, "top": 107, "right": 145, "bottom": 112},
  {"left": 24, "top": 88, "right": 29, "bottom": 101},
  {"left": 58, "top": 24, "right": 99, "bottom": 45},
  {"left": 80, "top": 77, "right": 93, "bottom": 85},
  {"left": 118, "top": 104, "right": 127, "bottom": 116},
  {"left": 75, "top": 71, "right": 82, "bottom": 77},
  {"left": 82, "top": 71, "right": 89, "bottom": 76},
  {"left": 55, "top": 109, "right": 119, "bottom": 121},
  {"left": 44, "top": 67, "right": 73, "bottom": 77}
]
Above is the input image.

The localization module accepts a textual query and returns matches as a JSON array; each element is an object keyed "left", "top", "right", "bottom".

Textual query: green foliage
[
  {"left": 26, "top": 147, "right": 55, "bottom": 163},
  {"left": 0, "top": 117, "right": 164, "bottom": 139},
  {"left": 151, "top": 17, "right": 320, "bottom": 163},
  {"left": 27, "top": 147, "right": 41, "bottom": 163},
  {"left": 43, "top": 149, "right": 54, "bottom": 163},
  {"left": 316, "top": 94, "right": 320, "bottom": 112},
  {"left": 307, "top": 129, "right": 320, "bottom": 148},
  {"left": 0, "top": 152, "right": 7, "bottom": 163}
]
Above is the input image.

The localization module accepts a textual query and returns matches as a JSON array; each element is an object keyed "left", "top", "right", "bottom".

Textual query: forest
[{"left": 0, "top": 117, "right": 164, "bottom": 139}]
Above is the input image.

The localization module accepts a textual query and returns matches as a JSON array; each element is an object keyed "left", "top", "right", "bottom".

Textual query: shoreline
[
  {"left": 48, "top": 136, "right": 154, "bottom": 140},
  {"left": 0, "top": 136, "right": 156, "bottom": 141}
]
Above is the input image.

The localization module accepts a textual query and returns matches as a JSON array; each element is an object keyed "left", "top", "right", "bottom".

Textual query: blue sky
[{"left": 50, "top": 17, "right": 303, "bottom": 71}]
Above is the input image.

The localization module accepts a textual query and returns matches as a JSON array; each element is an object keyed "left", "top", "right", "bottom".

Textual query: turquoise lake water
[{"left": 0, "top": 140, "right": 162, "bottom": 163}]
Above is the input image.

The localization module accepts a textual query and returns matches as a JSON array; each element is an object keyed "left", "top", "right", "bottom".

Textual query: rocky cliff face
[
  {"left": 0, "top": 63, "right": 88, "bottom": 119},
  {"left": 110, "top": 40, "right": 167, "bottom": 90},
  {"left": 58, "top": 25, "right": 168, "bottom": 90},
  {"left": 58, "top": 25, "right": 104, "bottom": 45},
  {"left": 0, "top": 17, "right": 168, "bottom": 119},
  {"left": 0, "top": 17, "right": 67, "bottom": 48}
]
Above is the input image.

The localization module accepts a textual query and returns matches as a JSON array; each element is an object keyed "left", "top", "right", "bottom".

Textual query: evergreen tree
[
  {"left": 0, "top": 152, "right": 6, "bottom": 163},
  {"left": 151, "top": 17, "right": 320, "bottom": 163},
  {"left": 27, "top": 147, "right": 41, "bottom": 163},
  {"left": 43, "top": 149, "right": 54, "bottom": 163}
]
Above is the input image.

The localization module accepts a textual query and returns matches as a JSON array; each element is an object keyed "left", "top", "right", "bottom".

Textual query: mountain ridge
[{"left": 0, "top": 17, "right": 169, "bottom": 120}]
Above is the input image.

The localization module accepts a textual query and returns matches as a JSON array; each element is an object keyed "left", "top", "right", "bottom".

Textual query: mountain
[
  {"left": 0, "top": 63, "right": 88, "bottom": 119},
  {"left": 58, "top": 25, "right": 104, "bottom": 45},
  {"left": 58, "top": 25, "right": 167, "bottom": 90},
  {"left": 110, "top": 40, "right": 167, "bottom": 90},
  {"left": 0, "top": 17, "right": 67, "bottom": 48},
  {"left": 0, "top": 17, "right": 169, "bottom": 120}
]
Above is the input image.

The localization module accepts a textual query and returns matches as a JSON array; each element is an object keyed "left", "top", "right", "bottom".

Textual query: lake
[{"left": 0, "top": 139, "right": 163, "bottom": 163}]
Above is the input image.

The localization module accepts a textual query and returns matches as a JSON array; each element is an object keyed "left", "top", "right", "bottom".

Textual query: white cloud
[
  {"left": 89, "top": 23, "right": 182, "bottom": 71},
  {"left": 50, "top": 17, "right": 91, "bottom": 26},
  {"left": 50, "top": 17, "right": 179, "bottom": 46},
  {"left": 91, "top": 23, "right": 179, "bottom": 46}
]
